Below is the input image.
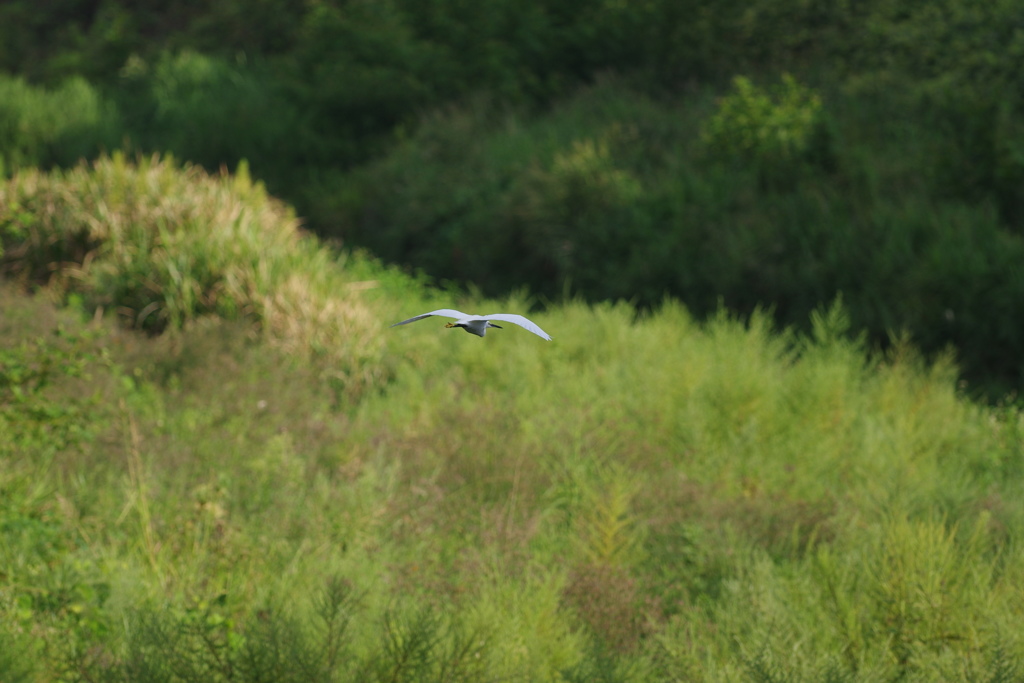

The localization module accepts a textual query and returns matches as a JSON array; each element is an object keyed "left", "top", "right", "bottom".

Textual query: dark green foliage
[
  {"left": 69, "top": 580, "right": 493, "bottom": 683},
  {"left": 113, "top": 51, "right": 313, "bottom": 201},
  {"left": 0, "top": 0, "right": 305, "bottom": 83},
  {"left": 71, "top": 588, "right": 351, "bottom": 682},
  {"left": 743, "top": 648, "right": 794, "bottom": 683},
  {"left": 561, "top": 639, "right": 636, "bottom": 683}
]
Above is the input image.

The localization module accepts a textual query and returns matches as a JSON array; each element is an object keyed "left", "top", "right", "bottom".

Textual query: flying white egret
[{"left": 391, "top": 309, "right": 551, "bottom": 340}]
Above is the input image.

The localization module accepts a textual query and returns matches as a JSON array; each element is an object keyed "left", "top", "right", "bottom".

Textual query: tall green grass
[
  {"left": 2, "top": 158, "right": 1024, "bottom": 680},
  {"left": 2, "top": 297, "right": 1023, "bottom": 680}
]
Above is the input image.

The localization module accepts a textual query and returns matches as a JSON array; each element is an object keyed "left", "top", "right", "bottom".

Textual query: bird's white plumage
[
  {"left": 390, "top": 309, "right": 470, "bottom": 325},
  {"left": 474, "top": 313, "right": 551, "bottom": 340},
  {"left": 391, "top": 309, "right": 551, "bottom": 340}
]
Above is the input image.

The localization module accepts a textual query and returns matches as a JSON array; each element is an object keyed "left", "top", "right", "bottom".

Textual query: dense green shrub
[
  {"left": 700, "top": 74, "right": 831, "bottom": 187},
  {"left": 115, "top": 51, "right": 312, "bottom": 196},
  {"left": 0, "top": 75, "right": 119, "bottom": 176}
]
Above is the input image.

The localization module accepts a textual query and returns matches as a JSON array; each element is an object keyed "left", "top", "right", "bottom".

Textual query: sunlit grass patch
[{"left": 0, "top": 153, "right": 387, "bottom": 399}]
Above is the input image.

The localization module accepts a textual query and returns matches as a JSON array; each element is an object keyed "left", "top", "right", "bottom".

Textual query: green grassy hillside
[{"left": 2, "top": 159, "right": 1023, "bottom": 681}]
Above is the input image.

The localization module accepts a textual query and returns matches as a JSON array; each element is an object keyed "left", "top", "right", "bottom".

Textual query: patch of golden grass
[{"left": 0, "top": 153, "right": 385, "bottom": 398}]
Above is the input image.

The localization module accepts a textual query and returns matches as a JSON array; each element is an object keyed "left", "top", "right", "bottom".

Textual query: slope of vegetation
[{"left": 2, "top": 159, "right": 1024, "bottom": 681}]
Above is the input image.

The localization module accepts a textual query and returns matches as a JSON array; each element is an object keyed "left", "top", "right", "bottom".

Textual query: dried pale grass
[
  {"left": 260, "top": 271, "right": 385, "bottom": 396},
  {"left": 0, "top": 153, "right": 385, "bottom": 398}
]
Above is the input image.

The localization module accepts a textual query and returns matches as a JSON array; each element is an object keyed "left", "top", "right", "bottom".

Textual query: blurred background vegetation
[{"left": 2, "top": 0, "right": 1023, "bottom": 398}]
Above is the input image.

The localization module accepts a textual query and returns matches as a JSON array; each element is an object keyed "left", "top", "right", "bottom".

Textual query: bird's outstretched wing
[
  {"left": 480, "top": 314, "right": 552, "bottom": 340},
  {"left": 390, "top": 309, "right": 470, "bottom": 327}
]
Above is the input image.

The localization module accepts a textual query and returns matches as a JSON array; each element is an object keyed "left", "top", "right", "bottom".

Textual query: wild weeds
[{"left": 0, "top": 154, "right": 386, "bottom": 399}]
